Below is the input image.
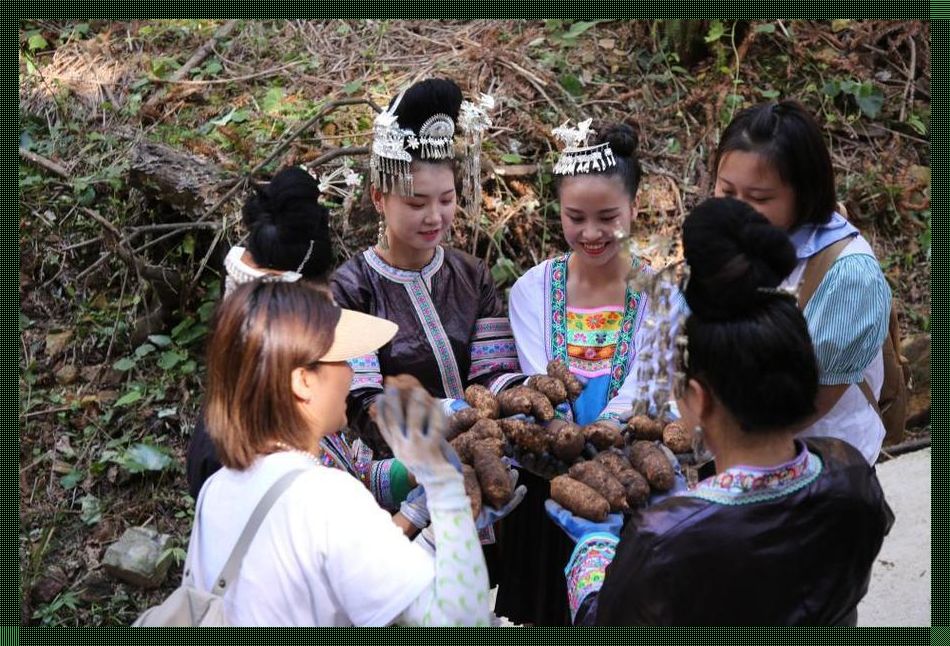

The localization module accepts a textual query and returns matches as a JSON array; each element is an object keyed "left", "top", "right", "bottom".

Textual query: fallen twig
[
  {"left": 305, "top": 146, "right": 370, "bottom": 170},
  {"left": 493, "top": 164, "right": 539, "bottom": 177},
  {"left": 19, "top": 147, "right": 70, "bottom": 179}
]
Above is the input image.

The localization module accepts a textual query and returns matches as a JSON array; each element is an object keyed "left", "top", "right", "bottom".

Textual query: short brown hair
[{"left": 204, "top": 280, "right": 340, "bottom": 470}]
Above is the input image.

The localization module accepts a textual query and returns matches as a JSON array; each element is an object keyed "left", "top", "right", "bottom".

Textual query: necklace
[{"left": 272, "top": 441, "right": 323, "bottom": 466}]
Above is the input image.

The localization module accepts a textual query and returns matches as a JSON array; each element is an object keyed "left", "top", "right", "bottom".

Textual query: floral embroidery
[
  {"left": 565, "top": 533, "right": 618, "bottom": 623},
  {"left": 473, "top": 317, "right": 513, "bottom": 340},
  {"left": 550, "top": 254, "right": 647, "bottom": 399},
  {"left": 687, "top": 442, "right": 824, "bottom": 506}
]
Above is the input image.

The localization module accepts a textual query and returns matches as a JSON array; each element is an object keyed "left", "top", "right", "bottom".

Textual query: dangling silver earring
[
  {"left": 444, "top": 223, "right": 453, "bottom": 245},
  {"left": 377, "top": 216, "right": 389, "bottom": 251}
]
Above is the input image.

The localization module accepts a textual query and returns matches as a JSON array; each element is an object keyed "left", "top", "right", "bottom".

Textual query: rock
[
  {"left": 77, "top": 570, "right": 114, "bottom": 604},
  {"left": 44, "top": 331, "right": 73, "bottom": 357},
  {"left": 30, "top": 565, "right": 69, "bottom": 604},
  {"left": 902, "top": 333, "right": 930, "bottom": 428},
  {"left": 55, "top": 364, "right": 79, "bottom": 385},
  {"left": 102, "top": 527, "right": 173, "bottom": 589}
]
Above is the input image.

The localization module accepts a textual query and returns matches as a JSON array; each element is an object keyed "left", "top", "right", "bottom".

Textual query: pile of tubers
[{"left": 445, "top": 361, "right": 680, "bottom": 521}]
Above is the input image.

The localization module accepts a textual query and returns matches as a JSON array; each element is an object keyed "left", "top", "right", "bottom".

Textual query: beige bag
[{"left": 133, "top": 469, "right": 304, "bottom": 626}]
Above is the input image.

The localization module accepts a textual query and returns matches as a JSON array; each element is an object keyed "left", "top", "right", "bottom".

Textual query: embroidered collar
[
  {"left": 363, "top": 245, "right": 445, "bottom": 286},
  {"left": 788, "top": 212, "right": 859, "bottom": 261},
  {"left": 688, "top": 441, "right": 823, "bottom": 505}
]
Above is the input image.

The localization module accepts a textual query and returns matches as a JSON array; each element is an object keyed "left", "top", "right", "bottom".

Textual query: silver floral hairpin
[{"left": 552, "top": 118, "right": 616, "bottom": 176}]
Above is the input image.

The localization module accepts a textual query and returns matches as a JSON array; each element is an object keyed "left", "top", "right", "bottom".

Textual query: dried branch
[{"left": 19, "top": 148, "right": 70, "bottom": 179}]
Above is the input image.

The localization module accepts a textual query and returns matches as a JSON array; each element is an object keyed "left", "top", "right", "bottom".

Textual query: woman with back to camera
[
  {"left": 186, "top": 167, "right": 419, "bottom": 520},
  {"left": 545, "top": 197, "right": 893, "bottom": 626}
]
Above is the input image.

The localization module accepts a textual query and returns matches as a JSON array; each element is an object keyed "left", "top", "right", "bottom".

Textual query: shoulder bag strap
[
  {"left": 210, "top": 468, "right": 306, "bottom": 597},
  {"left": 797, "top": 237, "right": 853, "bottom": 310}
]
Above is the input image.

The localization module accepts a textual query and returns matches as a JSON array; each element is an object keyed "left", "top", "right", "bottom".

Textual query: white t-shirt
[{"left": 190, "top": 452, "right": 434, "bottom": 626}]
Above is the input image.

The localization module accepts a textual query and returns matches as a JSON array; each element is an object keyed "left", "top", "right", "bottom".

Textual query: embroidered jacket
[
  {"left": 574, "top": 437, "right": 893, "bottom": 626},
  {"left": 330, "top": 246, "right": 524, "bottom": 458}
]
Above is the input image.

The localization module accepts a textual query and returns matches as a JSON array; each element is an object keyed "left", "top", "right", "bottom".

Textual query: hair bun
[
  {"left": 392, "top": 78, "right": 463, "bottom": 135},
  {"left": 682, "top": 197, "right": 798, "bottom": 320},
  {"left": 596, "top": 123, "right": 639, "bottom": 158}
]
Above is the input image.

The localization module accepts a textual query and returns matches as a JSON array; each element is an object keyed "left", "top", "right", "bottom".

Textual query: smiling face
[
  {"left": 714, "top": 150, "right": 798, "bottom": 231},
  {"left": 374, "top": 162, "right": 456, "bottom": 254},
  {"left": 559, "top": 174, "right": 635, "bottom": 267}
]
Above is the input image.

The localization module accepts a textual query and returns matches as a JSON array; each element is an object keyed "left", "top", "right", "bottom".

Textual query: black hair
[
  {"left": 681, "top": 196, "right": 818, "bottom": 433},
  {"left": 715, "top": 100, "right": 836, "bottom": 227},
  {"left": 556, "top": 122, "right": 643, "bottom": 200},
  {"left": 391, "top": 78, "right": 463, "bottom": 165},
  {"left": 242, "top": 166, "right": 332, "bottom": 279}
]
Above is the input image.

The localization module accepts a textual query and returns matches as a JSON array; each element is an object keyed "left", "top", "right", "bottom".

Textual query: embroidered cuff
[
  {"left": 370, "top": 460, "right": 397, "bottom": 511},
  {"left": 565, "top": 532, "right": 618, "bottom": 623}
]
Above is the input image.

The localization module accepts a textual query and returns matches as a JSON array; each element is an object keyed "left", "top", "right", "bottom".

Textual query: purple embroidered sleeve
[
  {"left": 469, "top": 317, "right": 525, "bottom": 393},
  {"left": 564, "top": 532, "right": 618, "bottom": 623},
  {"left": 348, "top": 352, "right": 384, "bottom": 391}
]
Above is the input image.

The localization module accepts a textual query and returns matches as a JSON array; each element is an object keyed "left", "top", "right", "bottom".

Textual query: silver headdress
[
  {"left": 552, "top": 118, "right": 616, "bottom": 176},
  {"left": 458, "top": 93, "right": 495, "bottom": 220},
  {"left": 370, "top": 91, "right": 415, "bottom": 196},
  {"left": 369, "top": 89, "right": 457, "bottom": 196}
]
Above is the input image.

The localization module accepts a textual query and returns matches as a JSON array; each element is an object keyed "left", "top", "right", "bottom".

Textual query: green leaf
[
  {"left": 231, "top": 109, "right": 250, "bottom": 124},
  {"left": 60, "top": 469, "right": 83, "bottom": 490},
  {"left": 171, "top": 317, "right": 195, "bottom": 341},
  {"left": 759, "top": 89, "right": 781, "bottom": 100},
  {"left": 210, "top": 108, "right": 236, "bottom": 127},
  {"left": 755, "top": 23, "right": 777, "bottom": 34},
  {"left": 114, "top": 389, "right": 143, "bottom": 407},
  {"left": 28, "top": 34, "right": 48, "bottom": 51},
  {"left": 261, "top": 86, "right": 285, "bottom": 114},
  {"left": 197, "top": 300, "right": 216, "bottom": 323},
  {"left": 202, "top": 59, "right": 222, "bottom": 76},
  {"left": 147, "top": 334, "right": 172, "bottom": 347},
  {"left": 134, "top": 343, "right": 156, "bottom": 359},
  {"left": 120, "top": 443, "right": 173, "bottom": 474},
  {"left": 822, "top": 80, "right": 841, "bottom": 97},
  {"left": 174, "top": 323, "right": 208, "bottom": 346},
  {"left": 179, "top": 360, "right": 197, "bottom": 375},
  {"left": 559, "top": 74, "right": 584, "bottom": 97},
  {"left": 80, "top": 494, "right": 101, "bottom": 525},
  {"left": 491, "top": 257, "right": 521, "bottom": 287},
  {"left": 19, "top": 313, "right": 31, "bottom": 331},
  {"left": 181, "top": 234, "right": 195, "bottom": 256},
  {"left": 855, "top": 84, "right": 884, "bottom": 117},
  {"left": 157, "top": 350, "right": 185, "bottom": 370},
  {"left": 705, "top": 21, "right": 726, "bottom": 43},
  {"left": 500, "top": 153, "right": 523, "bottom": 164},
  {"left": 562, "top": 20, "right": 601, "bottom": 40},
  {"left": 112, "top": 357, "right": 136, "bottom": 372},
  {"left": 343, "top": 80, "right": 363, "bottom": 96},
  {"left": 906, "top": 114, "right": 927, "bottom": 136}
]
